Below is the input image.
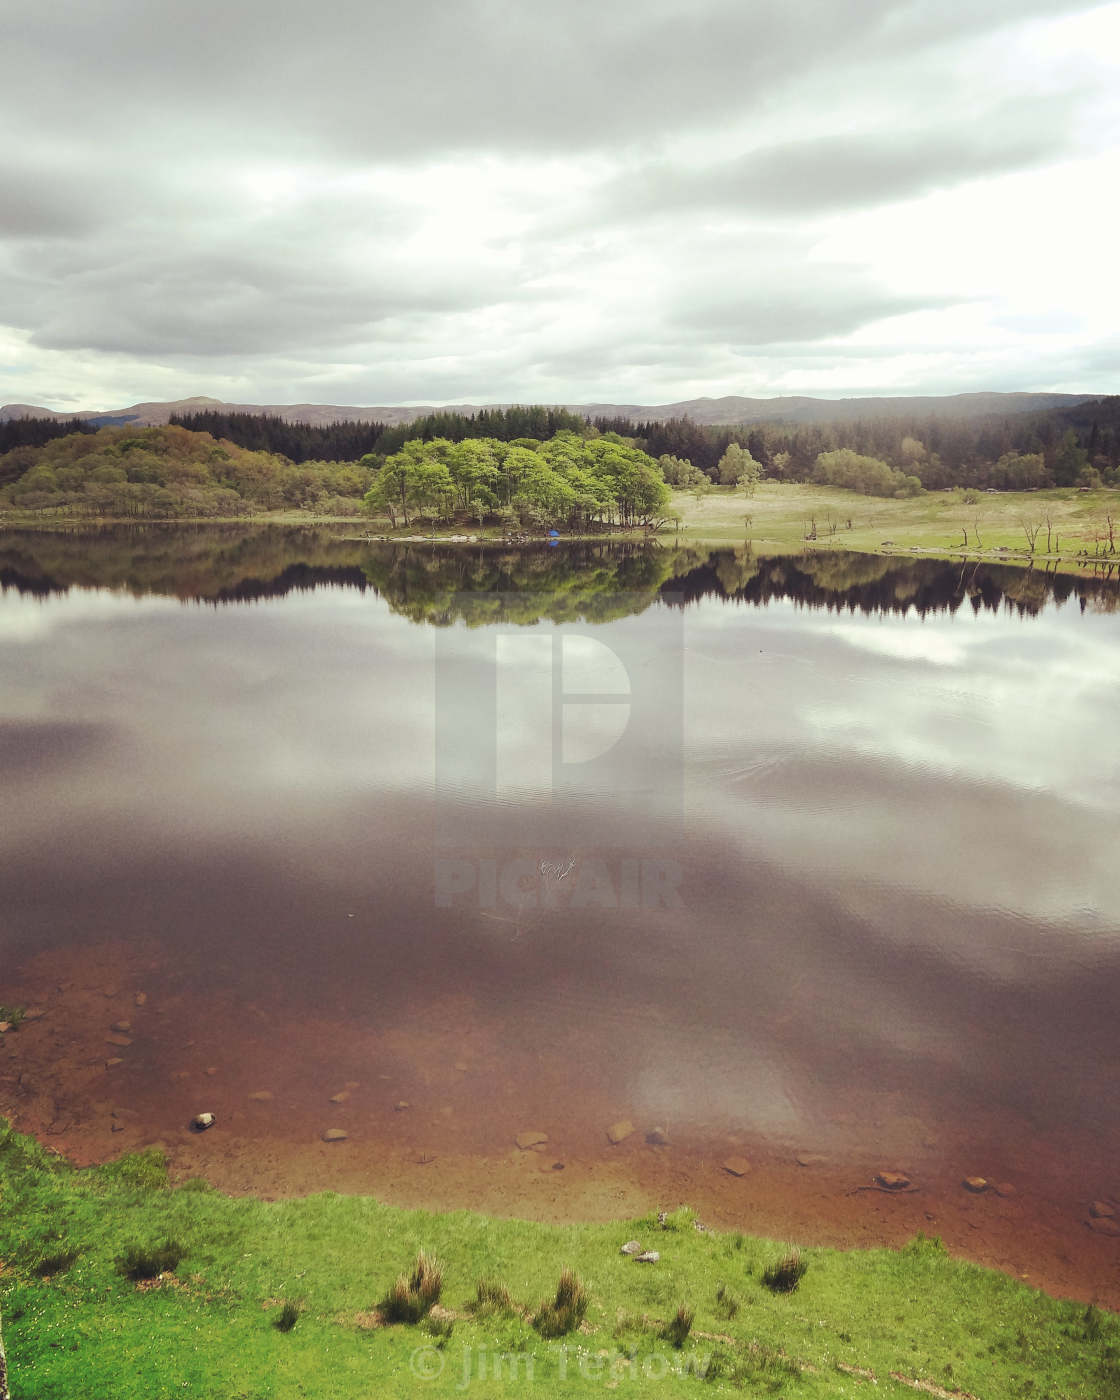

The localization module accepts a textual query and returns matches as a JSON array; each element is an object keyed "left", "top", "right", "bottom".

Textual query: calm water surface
[{"left": 2, "top": 529, "right": 1118, "bottom": 1200}]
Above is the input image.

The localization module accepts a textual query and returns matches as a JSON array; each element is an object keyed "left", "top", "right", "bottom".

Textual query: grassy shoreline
[
  {"left": 1, "top": 1122, "right": 1117, "bottom": 1398},
  {"left": 3, "top": 482, "right": 1119, "bottom": 578}
]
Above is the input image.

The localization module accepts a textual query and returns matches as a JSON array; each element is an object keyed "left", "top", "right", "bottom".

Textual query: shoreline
[{"left": 4, "top": 942, "right": 1119, "bottom": 1311}]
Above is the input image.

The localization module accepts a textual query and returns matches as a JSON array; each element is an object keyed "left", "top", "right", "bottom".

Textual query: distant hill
[{"left": 0, "top": 390, "right": 1099, "bottom": 430}]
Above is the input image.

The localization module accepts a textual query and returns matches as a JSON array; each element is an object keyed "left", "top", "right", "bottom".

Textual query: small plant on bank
[
  {"left": 662, "top": 1304, "right": 694, "bottom": 1348},
  {"left": 114, "top": 1239, "right": 185, "bottom": 1281},
  {"left": 380, "top": 1251, "right": 443, "bottom": 1324},
  {"left": 272, "top": 1301, "right": 301, "bottom": 1332},
  {"left": 532, "top": 1268, "right": 588, "bottom": 1338},
  {"left": 0, "top": 1006, "right": 25, "bottom": 1029},
  {"left": 34, "top": 1246, "right": 83, "bottom": 1278},
  {"left": 469, "top": 1277, "right": 517, "bottom": 1317},
  {"left": 761, "top": 1247, "right": 808, "bottom": 1294},
  {"left": 715, "top": 1281, "right": 741, "bottom": 1319}
]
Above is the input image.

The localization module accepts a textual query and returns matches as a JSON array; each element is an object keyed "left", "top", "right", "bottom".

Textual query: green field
[
  {"left": 1, "top": 1122, "right": 1117, "bottom": 1399},
  {"left": 671, "top": 482, "right": 1120, "bottom": 565}
]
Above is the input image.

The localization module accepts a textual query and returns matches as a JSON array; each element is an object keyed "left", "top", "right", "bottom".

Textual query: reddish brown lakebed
[{"left": 2, "top": 533, "right": 1119, "bottom": 1308}]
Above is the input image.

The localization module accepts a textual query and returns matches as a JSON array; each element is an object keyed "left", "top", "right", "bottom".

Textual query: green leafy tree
[{"left": 717, "top": 443, "right": 761, "bottom": 492}]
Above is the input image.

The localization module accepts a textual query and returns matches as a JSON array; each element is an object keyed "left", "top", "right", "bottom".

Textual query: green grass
[
  {"left": 1, "top": 1121, "right": 1118, "bottom": 1398},
  {"left": 0, "top": 1005, "right": 26, "bottom": 1029},
  {"left": 671, "top": 481, "right": 1120, "bottom": 570}
]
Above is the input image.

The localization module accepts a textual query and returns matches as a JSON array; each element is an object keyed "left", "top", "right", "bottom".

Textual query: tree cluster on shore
[{"left": 363, "top": 431, "right": 671, "bottom": 529}]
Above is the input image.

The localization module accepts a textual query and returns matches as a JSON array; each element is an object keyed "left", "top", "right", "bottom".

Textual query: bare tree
[{"left": 1019, "top": 519, "right": 1041, "bottom": 553}]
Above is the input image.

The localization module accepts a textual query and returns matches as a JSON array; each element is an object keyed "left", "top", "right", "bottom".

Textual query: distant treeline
[
  {"left": 596, "top": 396, "right": 1120, "bottom": 489},
  {"left": 169, "top": 411, "right": 389, "bottom": 463},
  {"left": 0, "top": 416, "right": 98, "bottom": 451},
  {"left": 168, "top": 405, "right": 590, "bottom": 463}
]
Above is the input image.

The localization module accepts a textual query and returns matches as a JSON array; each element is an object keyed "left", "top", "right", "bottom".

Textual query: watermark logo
[
  {"left": 408, "top": 1342, "right": 713, "bottom": 1387},
  {"left": 433, "top": 595, "right": 684, "bottom": 915}
]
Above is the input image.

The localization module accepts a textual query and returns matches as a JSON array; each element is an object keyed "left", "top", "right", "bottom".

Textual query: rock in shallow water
[
  {"left": 723, "top": 1156, "right": 752, "bottom": 1178},
  {"left": 875, "top": 1171, "right": 911, "bottom": 1190},
  {"left": 322, "top": 1128, "right": 348, "bottom": 1142},
  {"left": 190, "top": 1112, "right": 216, "bottom": 1131},
  {"left": 607, "top": 1120, "right": 635, "bottom": 1145},
  {"left": 515, "top": 1130, "right": 548, "bottom": 1150}
]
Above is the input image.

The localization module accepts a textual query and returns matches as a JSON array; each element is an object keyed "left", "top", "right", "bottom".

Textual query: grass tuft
[
  {"left": 662, "top": 1303, "right": 694, "bottom": 1348},
  {"left": 379, "top": 1250, "right": 443, "bottom": 1324},
  {"left": 274, "top": 1301, "right": 301, "bottom": 1333},
  {"left": 533, "top": 1267, "right": 588, "bottom": 1337},
  {"left": 761, "top": 1247, "right": 809, "bottom": 1294},
  {"left": 715, "top": 1280, "right": 742, "bottom": 1318},
  {"left": 469, "top": 1277, "right": 517, "bottom": 1317},
  {"left": 114, "top": 1239, "right": 185, "bottom": 1281},
  {"left": 0, "top": 1004, "right": 26, "bottom": 1029}
]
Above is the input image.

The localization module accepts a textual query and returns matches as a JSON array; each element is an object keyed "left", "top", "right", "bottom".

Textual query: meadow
[{"left": 1, "top": 1122, "right": 1117, "bottom": 1399}]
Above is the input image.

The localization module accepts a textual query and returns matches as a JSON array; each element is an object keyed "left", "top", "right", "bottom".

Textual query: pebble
[
  {"left": 395, "top": 1100, "right": 411, "bottom": 1112},
  {"left": 23, "top": 1007, "right": 45, "bottom": 1021},
  {"left": 635, "top": 1251, "right": 660, "bottom": 1264},
  {"left": 105, "top": 1057, "right": 124, "bottom": 1068},
  {"left": 606, "top": 1119, "right": 635, "bottom": 1145},
  {"left": 993, "top": 1182, "right": 1017, "bottom": 1198},
  {"left": 204, "top": 1067, "right": 218, "bottom": 1077},
  {"left": 645, "top": 1127, "right": 669, "bottom": 1146},
  {"left": 322, "top": 1128, "right": 348, "bottom": 1142},
  {"left": 106, "top": 1034, "right": 132, "bottom": 1047},
  {"left": 329, "top": 1091, "right": 349, "bottom": 1104},
  {"left": 134, "top": 993, "right": 147, "bottom": 1007},
  {"left": 0, "top": 1023, "right": 10, "bottom": 1035},
  {"left": 111, "top": 1020, "right": 132, "bottom": 1033},
  {"left": 190, "top": 1112, "right": 216, "bottom": 1131},
  {"left": 1089, "top": 1201, "right": 1116, "bottom": 1219},
  {"left": 453, "top": 1061, "right": 469, "bottom": 1073},
  {"left": 796, "top": 1153, "right": 828, "bottom": 1167},
  {"left": 962, "top": 1176, "right": 989, "bottom": 1193},
  {"left": 723, "top": 1156, "right": 752, "bottom": 1177},
  {"left": 1088, "top": 1216, "right": 1120, "bottom": 1237},
  {"left": 620, "top": 1240, "right": 644, "bottom": 1255},
  {"left": 515, "top": 1129, "right": 548, "bottom": 1150},
  {"left": 248, "top": 1091, "right": 273, "bottom": 1102},
  {"left": 875, "top": 1171, "right": 911, "bottom": 1190}
]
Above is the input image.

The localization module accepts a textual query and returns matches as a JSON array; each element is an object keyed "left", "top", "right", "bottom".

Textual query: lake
[{"left": 2, "top": 527, "right": 1118, "bottom": 1302}]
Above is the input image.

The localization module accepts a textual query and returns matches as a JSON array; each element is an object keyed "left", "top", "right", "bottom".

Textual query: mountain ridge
[{"left": 0, "top": 390, "right": 1100, "bottom": 430}]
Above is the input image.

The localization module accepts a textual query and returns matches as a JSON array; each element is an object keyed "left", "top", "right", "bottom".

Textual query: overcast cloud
[{"left": 2, "top": 0, "right": 1118, "bottom": 410}]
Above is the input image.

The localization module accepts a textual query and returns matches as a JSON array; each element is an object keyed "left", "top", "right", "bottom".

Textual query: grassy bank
[
  {"left": 1, "top": 1124, "right": 1116, "bottom": 1398},
  {"left": 673, "top": 482, "right": 1120, "bottom": 565}
]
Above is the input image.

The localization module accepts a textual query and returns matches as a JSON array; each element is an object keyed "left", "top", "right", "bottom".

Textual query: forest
[{"left": 2, "top": 395, "right": 1118, "bottom": 521}]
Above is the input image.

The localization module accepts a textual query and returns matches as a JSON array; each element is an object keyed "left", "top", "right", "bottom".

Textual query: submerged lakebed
[{"left": 1, "top": 526, "right": 1119, "bottom": 1305}]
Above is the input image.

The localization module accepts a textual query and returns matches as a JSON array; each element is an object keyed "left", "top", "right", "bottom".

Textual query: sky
[{"left": 2, "top": 0, "right": 1119, "bottom": 412}]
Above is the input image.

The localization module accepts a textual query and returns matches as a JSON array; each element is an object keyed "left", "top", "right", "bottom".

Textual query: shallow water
[{"left": 2, "top": 529, "right": 1119, "bottom": 1298}]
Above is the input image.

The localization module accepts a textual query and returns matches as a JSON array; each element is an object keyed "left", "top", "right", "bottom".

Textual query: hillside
[{"left": 1, "top": 390, "right": 1099, "bottom": 430}]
